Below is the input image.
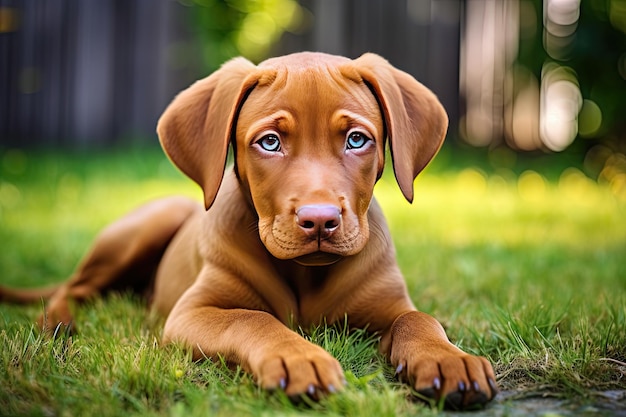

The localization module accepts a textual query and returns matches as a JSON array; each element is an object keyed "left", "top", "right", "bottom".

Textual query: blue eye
[
  {"left": 257, "top": 134, "right": 281, "bottom": 152},
  {"left": 346, "top": 132, "right": 369, "bottom": 150}
]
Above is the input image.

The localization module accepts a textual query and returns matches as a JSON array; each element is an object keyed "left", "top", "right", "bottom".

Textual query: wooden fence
[{"left": 0, "top": 0, "right": 463, "bottom": 147}]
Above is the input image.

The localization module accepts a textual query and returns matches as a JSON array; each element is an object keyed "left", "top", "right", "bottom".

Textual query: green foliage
[
  {"left": 184, "top": 0, "right": 306, "bottom": 70},
  {"left": 518, "top": 0, "right": 626, "bottom": 146},
  {"left": 1, "top": 147, "right": 625, "bottom": 415}
]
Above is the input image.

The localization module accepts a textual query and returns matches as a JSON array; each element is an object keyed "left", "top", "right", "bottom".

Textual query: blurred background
[{"left": 0, "top": 0, "right": 625, "bottom": 196}]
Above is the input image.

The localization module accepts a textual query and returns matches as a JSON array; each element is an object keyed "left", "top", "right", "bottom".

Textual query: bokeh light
[
  {"left": 506, "top": 65, "right": 542, "bottom": 151},
  {"left": 609, "top": 0, "right": 626, "bottom": 34},
  {"left": 543, "top": 0, "right": 580, "bottom": 60},
  {"left": 539, "top": 63, "right": 582, "bottom": 151},
  {"left": 518, "top": 170, "right": 547, "bottom": 202},
  {"left": 577, "top": 99, "right": 602, "bottom": 138},
  {"left": 233, "top": 0, "right": 304, "bottom": 60},
  {"left": 460, "top": 0, "right": 625, "bottom": 158},
  {"left": 460, "top": 0, "right": 518, "bottom": 148},
  {"left": 599, "top": 152, "right": 626, "bottom": 201}
]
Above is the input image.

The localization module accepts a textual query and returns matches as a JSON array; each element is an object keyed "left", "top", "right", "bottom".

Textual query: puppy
[{"left": 1, "top": 52, "right": 497, "bottom": 409}]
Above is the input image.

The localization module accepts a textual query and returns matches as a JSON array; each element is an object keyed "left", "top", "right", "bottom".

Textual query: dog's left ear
[{"left": 353, "top": 53, "right": 448, "bottom": 203}]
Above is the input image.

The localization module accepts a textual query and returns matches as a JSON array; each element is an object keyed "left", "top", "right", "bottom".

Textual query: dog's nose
[{"left": 296, "top": 204, "right": 341, "bottom": 238}]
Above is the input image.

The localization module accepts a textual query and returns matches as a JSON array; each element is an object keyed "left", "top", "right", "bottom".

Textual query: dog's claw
[
  {"left": 279, "top": 378, "right": 287, "bottom": 390},
  {"left": 488, "top": 378, "right": 498, "bottom": 394},
  {"left": 472, "top": 380, "right": 480, "bottom": 392},
  {"left": 395, "top": 363, "right": 404, "bottom": 375},
  {"left": 458, "top": 381, "right": 466, "bottom": 392},
  {"left": 433, "top": 377, "right": 441, "bottom": 391},
  {"left": 307, "top": 384, "right": 316, "bottom": 396}
]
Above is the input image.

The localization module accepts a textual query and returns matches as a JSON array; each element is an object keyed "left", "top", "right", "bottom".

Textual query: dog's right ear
[
  {"left": 352, "top": 53, "right": 448, "bottom": 204},
  {"left": 157, "top": 57, "right": 257, "bottom": 209}
]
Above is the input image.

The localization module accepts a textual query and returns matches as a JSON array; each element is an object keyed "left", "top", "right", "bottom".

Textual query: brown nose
[{"left": 296, "top": 204, "right": 341, "bottom": 238}]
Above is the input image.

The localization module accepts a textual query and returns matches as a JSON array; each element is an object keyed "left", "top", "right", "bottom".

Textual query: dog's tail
[{"left": 0, "top": 283, "right": 61, "bottom": 304}]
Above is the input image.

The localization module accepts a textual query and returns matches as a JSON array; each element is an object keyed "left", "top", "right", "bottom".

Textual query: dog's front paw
[
  {"left": 389, "top": 311, "right": 497, "bottom": 410},
  {"left": 255, "top": 340, "right": 346, "bottom": 399},
  {"left": 393, "top": 348, "right": 497, "bottom": 410}
]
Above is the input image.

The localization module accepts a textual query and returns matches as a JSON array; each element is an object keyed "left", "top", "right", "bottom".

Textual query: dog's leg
[
  {"left": 382, "top": 311, "right": 497, "bottom": 409},
  {"left": 0, "top": 284, "right": 60, "bottom": 303},
  {"left": 163, "top": 300, "right": 345, "bottom": 398},
  {"left": 21, "top": 197, "right": 202, "bottom": 334}
]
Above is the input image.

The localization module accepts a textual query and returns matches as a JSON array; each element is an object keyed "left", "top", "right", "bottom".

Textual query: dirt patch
[{"left": 448, "top": 390, "right": 626, "bottom": 416}]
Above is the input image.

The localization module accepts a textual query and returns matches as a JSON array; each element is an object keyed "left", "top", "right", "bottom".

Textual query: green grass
[{"left": 1, "top": 146, "right": 625, "bottom": 416}]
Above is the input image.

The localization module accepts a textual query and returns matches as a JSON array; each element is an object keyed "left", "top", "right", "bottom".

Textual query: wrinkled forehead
[
  {"left": 239, "top": 60, "right": 382, "bottom": 125},
  {"left": 258, "top": 52, "right": 351, "bottom": 70}
]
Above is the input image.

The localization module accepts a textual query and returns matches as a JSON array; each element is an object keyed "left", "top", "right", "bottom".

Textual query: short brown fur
[{"left": 1, "top": 52, "right": 496, "bottom": 409}]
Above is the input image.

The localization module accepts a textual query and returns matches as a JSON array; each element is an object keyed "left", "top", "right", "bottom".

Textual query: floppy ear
[
  {"left": 157, "top": 57, "right": 256, "bottom": 209},
  {"left": 353, "top": 53, "right": 448, "bottom": 203}
]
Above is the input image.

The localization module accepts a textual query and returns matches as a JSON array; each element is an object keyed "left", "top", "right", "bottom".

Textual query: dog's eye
[
  {"left": 257, "top": 134, "right": 281, "bottom": 152},
  {"left": 346, "top": 132, "right": 369, "bottom": 150}
]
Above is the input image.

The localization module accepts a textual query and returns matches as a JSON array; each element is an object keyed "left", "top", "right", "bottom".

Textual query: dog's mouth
[
  {"left": 293, "top": 252, "right": 343, "bottom": 266},
  {"left": 259, "top": 212, "right": 368, "bottom": 263}
]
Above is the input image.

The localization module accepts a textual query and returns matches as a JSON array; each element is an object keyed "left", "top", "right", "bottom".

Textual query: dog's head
[{"left": 157, "top": 52, "right": 447, "bottom": 265}]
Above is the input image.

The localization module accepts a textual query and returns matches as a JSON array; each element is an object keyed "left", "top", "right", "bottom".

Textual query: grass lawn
[{"left": 1, "top": 145, "right": 624, "bottom": 416}]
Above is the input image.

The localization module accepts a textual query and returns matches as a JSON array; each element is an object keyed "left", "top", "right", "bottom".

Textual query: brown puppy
[{"left": 1, "top": 52, "right": 497, "bottom": 409}]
